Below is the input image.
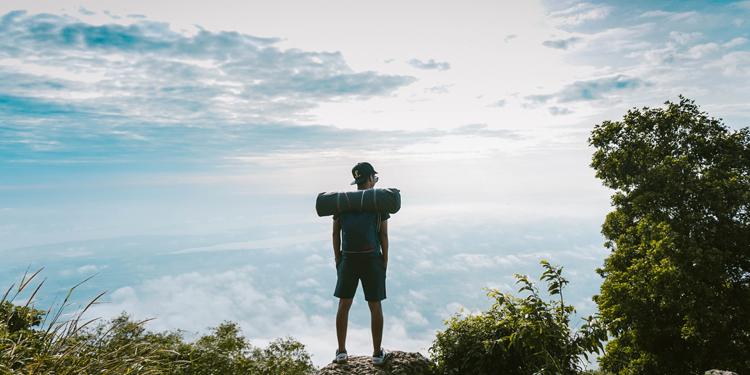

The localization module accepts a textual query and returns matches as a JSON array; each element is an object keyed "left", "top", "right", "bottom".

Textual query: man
[{"left": 332, "top": 162, "right": 389, "bottom": 366}]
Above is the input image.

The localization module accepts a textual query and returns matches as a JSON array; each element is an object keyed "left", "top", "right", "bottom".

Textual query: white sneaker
[
  {"left": 334, "top": 349, "right": 348, "bottom": 364},
  {"left": 372, "top": 347, "right": 388, "bottom": 366}
]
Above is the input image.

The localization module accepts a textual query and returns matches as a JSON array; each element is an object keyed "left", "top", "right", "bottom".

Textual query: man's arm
[
  {"left": 379, "top": 220, "right": 388, "bottom": 269},
  {"left": 333, "top": 217, "right": 342, "bottom": 265}
]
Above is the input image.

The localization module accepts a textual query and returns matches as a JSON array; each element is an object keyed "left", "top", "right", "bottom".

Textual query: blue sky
[{"left": 1, "top": 0, "right": 749, "bottom": 367}]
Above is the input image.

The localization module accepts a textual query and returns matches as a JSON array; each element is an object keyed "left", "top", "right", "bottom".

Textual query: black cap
[{"left": 351, "top": 162, "right": 378, "bottom": 185}]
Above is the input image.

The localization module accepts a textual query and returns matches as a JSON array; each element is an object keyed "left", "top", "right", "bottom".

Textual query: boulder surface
[{"left": 318, "top": 351, "right": 435, "bottom": 375}]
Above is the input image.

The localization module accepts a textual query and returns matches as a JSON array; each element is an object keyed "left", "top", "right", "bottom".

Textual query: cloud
[
  {"left": 639, "top": 10, "right": 698, "bottom": 21},
  {"left": 549, "top": 106, "right": 573, "bottom": 116},
  {"left": 542, "top": 36, "right": 582, "bottom": 50},
  {"left": 639, "top": 10, "right": 673, "bottom": 18},
  {"left": 669, "top": 31, "right": 702, "bottom": 45},
  {"left": 59, "top": 263, "right": 108, "bottom": 276},
  {"left": 449, "top": 123, "right": 520, "bottom": 139},
  {"left": 489, "top": 99, "right": 506, "bottom": 107},
  {"left": 424, "top": 84, "right": 452, "bottom": 94},
  {"left": 525, "top": 75, "right": 646, "bottom": 104},
  {"left": 171, "top": 233, "right": 327, "bottom": 254},
  {"left": 548, "top": 3, "right": 611, "bottom": 26},
  {"left": 0, "top": 11, "right": 532, "bottom": 167},
  {"left": 407, "top": 58, "right": 451, "bottom": 71},
  {"left": 503, "top": 34, "right": 517, "bottom": 43},
  {"left": 0, "top": 10, "right": 414, "bottom": 104},
  {"left": 87, "top": 266, "right": 435, "bottom": 367},
  {"left": 0, "top": 10, "right": 421, "bottom": 165},
  {"left": 708, "top": 51, "right": 750, "bottom": 76},
  {"left": 685, "top": 42, "right": 720, "bottom": 59},
  {"left": 78, "top": 7, "right": 95, "bottom": 16},
  {"left": 723, "top": 37, "right": 748, "bottom": 49},
  {"left": 452, "top": 253, "right": 526, "bottom": 268}
]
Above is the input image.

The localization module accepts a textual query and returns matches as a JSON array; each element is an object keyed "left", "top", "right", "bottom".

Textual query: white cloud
[
  {"left": 87, "top": 266, "right": 435, "bottom": 367},
  {"left": 639, "top": 10, "right": 698, "bottom": 22},
  {"left": 408, "top": 289, "right": 427, "bottom": 301},
  {"left": 723, "top": 37, "right": 748, "bottom": 49},
  {"left": 296, "top": 278, "right": 320, "bottom": 288},
  {"left": 639, "top": 10, "right": 673, "bottom": 18},
  {"left": 0, "top": 11, "right": 419, "bottom": 164},
  {"left": 407, "top": 58, "right": 451, "bottom": 71},
  {"left": 452, "top": 253, "right": 527, "bottom": 269},
  {"left": 403, "top": 307, "right": 429, "bottom": 326},
  {"left": 686, "top": 42, "right": 720, "bottom": 59},
  {"left": 549, "top": 2, "right": 611, "bottom": 26},
  {"left": 669, "top": 31, "right": 702, "bottom": 45},
  {"left": 170, "top": 233, "right": 327, "bottom": 254},
  {"left": 549, "top": 106, "right": 573, "bottom": 115},
  {"left": 542, "top": 36, "right": 583, "bottom": 50},
  {"left": 59, "top": 263, "right": 107, "bottom": 276},
  {"left": 708, "top": 51, "right": 750, "bottom": 76},
  {"left": 437, "top": 302, "right": 471, "bottom": 320}
]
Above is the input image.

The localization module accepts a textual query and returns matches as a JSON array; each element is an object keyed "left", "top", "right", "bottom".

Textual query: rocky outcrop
[
  {"left": 704, "top": 371, "right": 738, "bottom": 375},
  {"left": 318, "top": 351, "right": 435, "bottom": 375}
]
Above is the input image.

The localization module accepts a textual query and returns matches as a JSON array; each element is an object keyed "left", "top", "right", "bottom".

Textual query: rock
[
  {"left": 704, "top": 371, "right": 738, "bottom": 375},
  {"left": 317, "top": 351, "right": 436, "bottom": 375}
]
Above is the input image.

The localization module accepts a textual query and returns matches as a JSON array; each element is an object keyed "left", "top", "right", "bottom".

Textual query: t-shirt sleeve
[{"left": 381, "top": 212, "right": 390, "bottom": 221}]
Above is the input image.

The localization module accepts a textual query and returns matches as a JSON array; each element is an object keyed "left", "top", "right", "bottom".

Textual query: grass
[{"left": 0, "top": 268, "right": 315, "bottom": 374}]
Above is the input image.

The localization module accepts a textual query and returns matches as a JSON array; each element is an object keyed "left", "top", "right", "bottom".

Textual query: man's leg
[
  {"left": 336, "top": 298, "right": 353, "bottom": 353},
  {"left": 367, "top": 300, "right": 383, "bottom": 355}
]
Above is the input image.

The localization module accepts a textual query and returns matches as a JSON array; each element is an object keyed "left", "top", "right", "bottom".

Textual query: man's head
[{"left": 351, "top": 162, "right": 378, "bottom": 190}]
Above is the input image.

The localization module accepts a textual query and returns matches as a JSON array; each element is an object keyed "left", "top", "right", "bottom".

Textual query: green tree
[
  {"left": 589, "top": 96, "right": 750, "bottom": 374},
  {"left": 430, "top": 261, "right": 606, "bottom": 375},
  {"left": 175, "top": 320, "right": 315, "bottom": 375}
]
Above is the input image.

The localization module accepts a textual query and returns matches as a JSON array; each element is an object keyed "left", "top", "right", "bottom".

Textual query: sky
[{"left": 1, "top": 0, "right": 749, "bottom": 368}]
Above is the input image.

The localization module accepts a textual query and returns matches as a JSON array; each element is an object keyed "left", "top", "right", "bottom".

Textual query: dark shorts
[{"left": 334, "top": 252, "right": 387, "bottom": 301}]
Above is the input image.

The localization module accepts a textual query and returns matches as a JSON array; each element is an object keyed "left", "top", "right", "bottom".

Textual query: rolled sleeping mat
[{"left": 316, "top": 188, "right": 401, "bottom": 217}]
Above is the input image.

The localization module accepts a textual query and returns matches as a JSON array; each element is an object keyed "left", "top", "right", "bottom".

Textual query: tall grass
[
  {"left": 0, "top": 267, "right": 176, "bottom": 373},
  {"left": 0, "top": 268, "right": 315, "bottom": 374}
]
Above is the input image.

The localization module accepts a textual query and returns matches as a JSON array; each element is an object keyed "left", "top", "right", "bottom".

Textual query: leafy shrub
[{"left": 430, "top": 261, "right": 606, "bottom": 375}]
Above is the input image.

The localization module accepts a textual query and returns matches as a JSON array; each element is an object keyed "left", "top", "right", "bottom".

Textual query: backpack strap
[{"left": 343, "top": 191, "right": 352, "bottom": 210}]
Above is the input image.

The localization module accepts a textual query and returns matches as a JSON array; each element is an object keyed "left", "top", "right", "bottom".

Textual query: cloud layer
[{"left": 0, "top": 10, "right": 422, "bottom": 164}]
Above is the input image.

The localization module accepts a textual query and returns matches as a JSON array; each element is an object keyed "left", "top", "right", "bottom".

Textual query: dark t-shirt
[
  {"left": 333, "top": 211, "right": 390, "bottom": 222},
  {"left": 334, "top": 211, "right": 389, "bottom": 254}
]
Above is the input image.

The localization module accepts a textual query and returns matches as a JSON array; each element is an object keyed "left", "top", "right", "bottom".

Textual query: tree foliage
[
  {"left": 589, "top": 96, "right": 750, "bottom": 374},
  {"left": 429, "top": 260, "right": 606, "bottom": 375}
]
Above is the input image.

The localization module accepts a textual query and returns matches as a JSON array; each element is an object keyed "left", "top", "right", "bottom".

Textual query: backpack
[{"left": 340, "top": 211, "right": 382, "bottom": 253}]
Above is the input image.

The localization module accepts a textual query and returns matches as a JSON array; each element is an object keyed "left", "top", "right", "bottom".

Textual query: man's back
[{"left": 339, "top": 211, "right": 382, "bottom": 254}]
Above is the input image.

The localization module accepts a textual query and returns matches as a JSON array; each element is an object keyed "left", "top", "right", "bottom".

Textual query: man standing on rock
[{"left": 332, "top": 162, "right": 389, "bottom": 366}]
